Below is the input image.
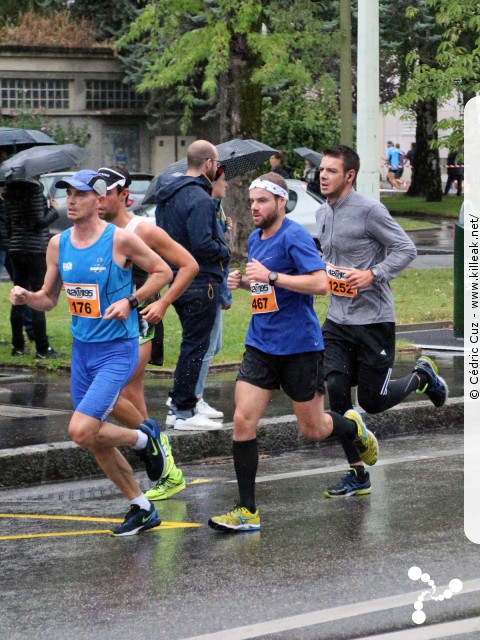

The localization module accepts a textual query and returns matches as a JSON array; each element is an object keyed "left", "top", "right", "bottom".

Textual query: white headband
[{"left": 249, "top": 178, "right": 289, "bottom": 200}]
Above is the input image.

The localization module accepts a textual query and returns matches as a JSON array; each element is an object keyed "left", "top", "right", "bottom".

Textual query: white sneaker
[
  {"left": 196, "top": 398, "right": 223, "bottom": 420},
  {"left": 166, "top": 396, "right": 172, "bottom": 408},
  {"left": 174, "top": 414, "right": 223, "bottom": 431},
  {"left": 165, "top": 409, "right": 177, "bottom": 427}
]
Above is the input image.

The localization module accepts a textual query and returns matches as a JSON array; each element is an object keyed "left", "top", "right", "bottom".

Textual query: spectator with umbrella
[
  {"left": 268, "top": 150, "right": 294, "bottom": 179},
  {"left": 294, "top": 146, "right": 322, "bottom": 196},
  {"left": 5, "top": 176, "right": 60, "bottom": 358}
]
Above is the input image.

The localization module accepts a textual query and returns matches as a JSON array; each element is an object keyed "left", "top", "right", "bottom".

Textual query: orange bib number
[
  {"left": 64, "top": 283, "right": 101, "bottom": 318},
  {"left": 250, "top": 282, "right": 279, "bottom": 314},
  {"left": 326, "top": 263, "right": 357, "bottom": 298}
]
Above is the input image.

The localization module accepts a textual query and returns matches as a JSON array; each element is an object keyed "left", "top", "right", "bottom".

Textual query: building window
[
  {"left": 0, "top": 79, "right": 69, "bottom": 110},
  {"left": 86, "top": 80, "right": 147, "bottom": 110}
]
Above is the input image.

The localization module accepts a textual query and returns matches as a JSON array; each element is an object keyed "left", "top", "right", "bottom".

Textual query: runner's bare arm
[
  {"left": 246, "top": 259, "right": 327, "bottom": 295},
  {"left": 105, "top": 229, "right": 173, "bottom": 321},
  {"left": 9, "top": 235, "right": 63, "bottom": 311},
  {"left": 136, "top": 223, "right": 199, "bottom": 321}
]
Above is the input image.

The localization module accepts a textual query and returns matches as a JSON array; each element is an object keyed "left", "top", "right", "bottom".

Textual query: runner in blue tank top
[{"left": 9, "top": 170, "right": 175, "bottom": 537}]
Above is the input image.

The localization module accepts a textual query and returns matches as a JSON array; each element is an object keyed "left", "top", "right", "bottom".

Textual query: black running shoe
[
  {"left": 135, "top": 420, "right": 166, "bottom": 481},
  {"left": 110, "top": 503, "right": 160, "bottom": 537},
  {"left": 35, "top": 346, "right": 61, "bottom": 360},
  {"left": 413, "top": 355, "right": 448, "bottom": 408}
]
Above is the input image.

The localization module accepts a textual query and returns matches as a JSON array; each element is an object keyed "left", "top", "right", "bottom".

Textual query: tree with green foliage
[
  {"left": 117, "top": 1, "right": 340, "bottom": 253},
  {"left": 393, "top": 0, "right": 479, "bottom": 153},
  {"left": 380, "top": 0, "right": 444, "bottom": 201},
  {"left": 117, "top": 1, "right": 338, "bottom": 139}
]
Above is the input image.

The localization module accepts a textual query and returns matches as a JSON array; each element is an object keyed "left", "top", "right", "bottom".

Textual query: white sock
[
  {"left": 130, "top": 494, "right": 151, "bottom": 511},
  {"left": 133, "top": 429, "right": 148, "bottom": 450}
]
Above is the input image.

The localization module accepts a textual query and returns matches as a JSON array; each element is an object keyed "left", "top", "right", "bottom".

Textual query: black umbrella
[
  {"left": 0, "top": 144, "right": 89, "bottom": 181},
  {"left": 294, "top": 147, "right": 322, "bottom": 167},
  {"left": 143, "top": 138, "right": 277, "bottom": 204},
  {"left": 0, "top": 127, "right": 57, "bottom": 148}
]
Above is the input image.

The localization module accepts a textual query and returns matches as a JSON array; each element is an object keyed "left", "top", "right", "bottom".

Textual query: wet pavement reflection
[
  {"left": 406, "top": 219, "right": 455, "bottom": 253},
  {"left": 0, "top": 349, "right": 464, "bottom": 450}
]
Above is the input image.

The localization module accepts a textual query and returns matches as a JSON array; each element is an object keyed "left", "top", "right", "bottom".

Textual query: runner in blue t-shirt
[
  {"left": 383, "top": 141, "right": 404, "bottom": 190},
  {"left": 208, "top": 172, "right": 379, "bottom": 533}
]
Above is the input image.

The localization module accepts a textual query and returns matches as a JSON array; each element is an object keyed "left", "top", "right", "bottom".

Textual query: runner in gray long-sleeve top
[{"left": 316, "top": 145, "right": 448, "bottom": 499}]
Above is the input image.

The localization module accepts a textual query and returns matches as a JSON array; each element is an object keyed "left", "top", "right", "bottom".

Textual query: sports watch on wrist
[
  {"left": 125, "top": 294, "right": 139, "bottom": 309},
  {"left": 371, "top": 266, "right": 379, "bottom": 281},
  {"left": 268, "top": 271, "right": 279, "bottom": 286}
]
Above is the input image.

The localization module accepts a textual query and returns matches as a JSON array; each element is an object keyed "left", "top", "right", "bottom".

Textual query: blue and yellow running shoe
[
  {"left": 414, "top": 355, "right": 448, "bottom": 408},
  {"left": 110, "top": 503, "right": 160, "bottom": 537},
  {"left": 324, "top": 467, "right": 372, "bottom": 498},
  {"left": 208, "top": 505, "right": 260, "bottom": 532},
  {"left": 346, "top": 409, "right": 379, "bottom": 466}
]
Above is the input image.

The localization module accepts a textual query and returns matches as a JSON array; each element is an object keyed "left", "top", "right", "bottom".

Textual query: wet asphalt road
[
  {"left": 0, "top": 349, "right": 464, "bottom": 450},
  {"left": 0, "top": 431, "right": 477, "bottom": 640}
]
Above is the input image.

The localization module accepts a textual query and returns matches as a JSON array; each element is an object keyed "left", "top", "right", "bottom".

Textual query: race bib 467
[
  {"left": 250, "top": 282, "right": 279, "bottom": 314},
  {"left": 64, "top": 283, "right": 101, "bottom": 318}
]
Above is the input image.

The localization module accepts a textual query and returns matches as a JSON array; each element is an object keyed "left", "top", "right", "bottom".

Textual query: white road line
[
  {"left": 357, "top": 615, "right": 480, "bottom": 639},
  {"left": 226, "top": 448, "right": 463, "bottom": 484},
  {"left": 179, "top": 579, "right": 480, "bottom": 640}
]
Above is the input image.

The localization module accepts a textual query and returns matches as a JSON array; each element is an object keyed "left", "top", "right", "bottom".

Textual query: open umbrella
[
  {"left": 0, "top": 127, "right": 57, "bottom": 149},
  {"left": 294, "top": 147, "right": 322, "bottom": 168},
  {"left": 143, "top": 138, "right": 277, "bottom": 204},
  {"left": 0, "top": 144, "right": 89, "bottom": 181}
]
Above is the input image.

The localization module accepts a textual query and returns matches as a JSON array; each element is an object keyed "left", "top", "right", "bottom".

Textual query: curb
[{"left": 0, "top": 397, "right": 463, "bottom": 489}]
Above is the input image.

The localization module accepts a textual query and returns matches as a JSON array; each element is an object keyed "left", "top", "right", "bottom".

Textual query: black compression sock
[{"left": 233, "top": 439, "right": 258, "bottom": 513}]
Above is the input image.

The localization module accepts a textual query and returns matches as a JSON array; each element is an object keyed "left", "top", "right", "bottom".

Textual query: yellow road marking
[
  {"left": 0, "top": 513, "right": 122, "bottom": 523},
  {"left": 0, "top": 513, "right": 202, "bottom": 540},
  {"left": 0, "top": 530, "right": 112, "bottom": 540},
  {"left": 189, "top": 479, "right": 213, "bottom": 485}
]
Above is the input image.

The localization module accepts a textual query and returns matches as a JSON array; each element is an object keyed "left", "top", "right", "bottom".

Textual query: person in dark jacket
[
  {"left": 155, "top": 140, "right": 231, "bottom": 430},
  {"left": 5, "top": 178, "right": 60, "bottom": 358},
  {"left": 445, "top": 148, "right": 464, "bottom": 196},
  {"left": 268, "top": 150, "right": 294, "bottom": 179},
  {"left": 0, "top": 193, "right": 7, "bottom": 278}
]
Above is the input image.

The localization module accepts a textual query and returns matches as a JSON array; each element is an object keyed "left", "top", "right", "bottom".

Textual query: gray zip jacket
[{"left": 315, "top": 189, "right": 416, "bottom": 325}]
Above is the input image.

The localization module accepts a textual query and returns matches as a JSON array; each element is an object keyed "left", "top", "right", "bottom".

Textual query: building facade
[{"left": 0, "top": 45, "right": 206, "bottom": 172}]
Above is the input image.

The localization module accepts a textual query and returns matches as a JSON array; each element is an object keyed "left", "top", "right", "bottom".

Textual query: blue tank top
[{"left": 58, "top": 223, "right": 138, "bottom": 343}]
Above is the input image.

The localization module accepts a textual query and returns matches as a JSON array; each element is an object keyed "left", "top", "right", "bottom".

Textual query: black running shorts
[
  {"left": 322, "top": 319, "right": 396, "bottom": 390},
  {"left": 237, "top": 345, "right": 325, "bottom": 402}
]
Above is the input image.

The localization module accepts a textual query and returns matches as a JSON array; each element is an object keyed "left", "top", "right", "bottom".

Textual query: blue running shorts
[{"left": 71, "top": 338, "right": 139, "bottom": 421}]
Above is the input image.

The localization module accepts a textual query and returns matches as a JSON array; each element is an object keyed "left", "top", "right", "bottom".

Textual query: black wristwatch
[
  {"left": 125, "top": 294, "right": 139, "bottom": 309},
  {"left": 371, "top": 266, "right": 379, "bottom": 281},
  {"left": 268, "top": 271, "right": 279, "bottom": 286}
]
